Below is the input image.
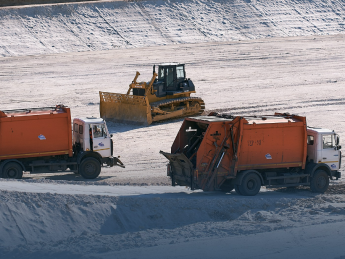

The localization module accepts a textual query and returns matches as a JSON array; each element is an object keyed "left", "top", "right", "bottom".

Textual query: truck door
[
  {"left": 90, "top": 124, "right": 111, "bottom": 158},
  {"left": 321, "top": 134, "right": 340, "bottom": 170}
]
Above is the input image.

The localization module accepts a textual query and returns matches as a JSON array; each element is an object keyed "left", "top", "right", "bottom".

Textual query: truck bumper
[
  {"left": 102, "top": 157, "right": 125, "bottom": 168},
  {"left": 331, "top": 171, "right": 341, "bottom": 179}
]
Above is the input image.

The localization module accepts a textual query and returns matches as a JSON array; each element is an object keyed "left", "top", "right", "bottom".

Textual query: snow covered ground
[
  {"left": 1, "top": 0, "right": 345, "bottom": 57},
  {"left": 1, "top": 0, "right": 345, "bottom": 258}
]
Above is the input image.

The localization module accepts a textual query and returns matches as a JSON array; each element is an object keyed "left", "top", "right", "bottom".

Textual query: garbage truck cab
[
  {"left": 307, "top": 127, "right": 342, "bottom": 171},
  {"left": 73, "top": 117, "right": 114, "bottom": 164}
]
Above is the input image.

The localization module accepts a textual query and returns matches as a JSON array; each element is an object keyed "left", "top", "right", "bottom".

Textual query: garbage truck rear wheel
[{"left": 238, "top": 172, "right": 261, "bottom": 196}]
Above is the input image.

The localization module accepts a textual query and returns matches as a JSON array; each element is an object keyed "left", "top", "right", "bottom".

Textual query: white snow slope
[
  {"left": 1, "top": 0, "right": 345, "bottom": 258},
  {"left": 0, "top": 0, "right": 345, "bottom": 57}
]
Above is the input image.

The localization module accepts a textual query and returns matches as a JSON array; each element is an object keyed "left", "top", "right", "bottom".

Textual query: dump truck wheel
[
  {"left": 79, "top": 157, "right": 101, "bottom": 179},
  {"left": 239, "top": 173, "right": 261, "bottom": 196},
  {"left": 220, "top": 180, "right": 234, "bottom": 192},
  {"left": 310, "top": 170, "right": 329, "bottom": 193},
  {"left": 2, "top": 162, "right": 23, "bottom": 179}
]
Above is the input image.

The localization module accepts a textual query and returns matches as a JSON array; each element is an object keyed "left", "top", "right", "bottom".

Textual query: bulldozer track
[
  {"left": 151, "top": 96, "right": 206, "bottom": 118},
  {"left": 152, "top": 97, "right": 205, "bottom": 111}
]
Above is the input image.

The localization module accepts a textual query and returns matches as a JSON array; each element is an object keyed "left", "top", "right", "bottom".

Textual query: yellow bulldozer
[{"left": 99, "top": 63, "right": 205, "bottom": 125}]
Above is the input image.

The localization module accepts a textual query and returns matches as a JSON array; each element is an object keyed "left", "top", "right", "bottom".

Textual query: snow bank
[
  {"left": 1, "top": 0, "right": 345, "bottom": 56},
  {"left": 1, "top": 186, "right": 345, "bottom": 258},
  {"left": 0, "top": 0, "right": 103, "bottom": 8}
]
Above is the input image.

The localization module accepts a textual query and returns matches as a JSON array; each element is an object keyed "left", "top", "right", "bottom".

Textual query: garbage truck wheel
[
  {"left": 238, "top": 172, "right": 261, "bottom": 196},
  {"left": 2, "top": 162, "right": 23, "bottom": 179},
  {"left": 79, "top": 157, "right": 101, "bottom": 179},
  {"left": 310, "top": 170, "right": 329, "bottom": 193}
]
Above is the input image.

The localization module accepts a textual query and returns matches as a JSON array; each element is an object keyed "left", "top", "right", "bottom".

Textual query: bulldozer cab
[{"left": 153, "top": 63, "right": 195, "bottom": 97}]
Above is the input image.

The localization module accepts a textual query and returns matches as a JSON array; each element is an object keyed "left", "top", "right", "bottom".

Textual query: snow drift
[
  {"left": 1, "top": 183, "right": 345, "bottom": 259},
  {"left": 1, "top": 0, "right": 345, "bottom": 57}
]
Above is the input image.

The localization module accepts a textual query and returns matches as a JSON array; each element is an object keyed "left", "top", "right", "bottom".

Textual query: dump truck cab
[
  {"left": 73, "top": 118, "right": 113, "bottom": 158},
  {"left": 152, "top": 63, "right": 195, "bottom": 97},
  {"left": 307, "top": 127, "right": 342, "bottom": 171}
]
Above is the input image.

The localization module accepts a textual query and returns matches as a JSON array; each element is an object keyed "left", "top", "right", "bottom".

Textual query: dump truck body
[
  {"left": 99, "top": 63, "right": 205, "bottom": 125},
  {"left": 161, "top": 113, "right": 341, "bottom": 195},
  {"left": 0, "top": 105, "right": 124, "bottom": 179}
]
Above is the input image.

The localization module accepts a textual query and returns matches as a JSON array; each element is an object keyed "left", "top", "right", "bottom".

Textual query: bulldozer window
[
  {"left": 176, "top": 66, "right": 185, "bottom": 79},
  {"left": 167, "top": 68, "right": 174, "bottom": 87},
  {"left": 158, "top": 67, "right": 164, "bottom": 81}
]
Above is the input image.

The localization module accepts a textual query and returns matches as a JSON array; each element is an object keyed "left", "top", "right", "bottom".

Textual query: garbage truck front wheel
[{"left": 79, "top": 157, "right": 101, "bottom": 179}]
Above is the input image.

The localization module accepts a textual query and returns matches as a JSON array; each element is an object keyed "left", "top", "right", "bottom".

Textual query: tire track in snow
[
  {"left": 205, "top": 1, "right": 246, "bottom": 40},
  {"left": 169, "top": 2, "right": 208, "bottom": 39},
  {"left": 136, "top": 3, "right": 174, "bottom": 44},
  {"left": 94, "top": 6, "right": 132, "bottom": 46},
  {"left": 291, "top": 4, "right": 323, "bottom": 33},
  {"left": 5, "top": 204, "right": 28, "bottom": 245},
  {"left": 0, "top": 45, "right": 13, "bottom": 56},
  {"left": 246, "top": 1, "right": 290, "bottom": 37},
  {"left": 211, "top": 0, "right": 258, "bottom": 40},
  {"left": 207, "top": 98, "right": 345, "bottom": 115},
  {"left": 18, "top": 15, "right": 51, "bottom": 52},
  {"left": 58, "top": 14, "right": 95, "bottom": 51}
]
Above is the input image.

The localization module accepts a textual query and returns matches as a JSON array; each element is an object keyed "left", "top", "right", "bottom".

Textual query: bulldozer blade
[{"left": 99, "top": 91, "right": 152, "bottom": 125}]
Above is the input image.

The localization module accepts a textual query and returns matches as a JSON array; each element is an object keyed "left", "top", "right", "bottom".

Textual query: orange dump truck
[
  {"left": 160, "top": 113, "right": 342, "bottom": 196},
  {"left": 0, "top": 105, "right": 124, "bottom": 179}
]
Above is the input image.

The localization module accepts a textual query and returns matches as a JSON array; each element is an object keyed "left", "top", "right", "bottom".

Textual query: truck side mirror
[
  {"left": 336, "top": 135, "right": 340, "bottom": 145},
  {"left": 110, "top": 134, "right": 113, "bottom": 138}
]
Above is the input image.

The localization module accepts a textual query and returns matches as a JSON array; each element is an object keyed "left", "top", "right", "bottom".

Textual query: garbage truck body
[
  {"left": 160, "top": 113, "right": 341, "bottom": 195},
  {"left": 0, "top": 105, "right": 124, "bottom": 179}
]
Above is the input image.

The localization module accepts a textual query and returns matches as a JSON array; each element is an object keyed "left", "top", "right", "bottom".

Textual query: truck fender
[
  {"left": 77, "top": 151, "right": 102, "bottom": 165},
  {"left": 305, "top": 162, "right": 332, "bottom": 179},
  {"left": 234, "top": 170, "right": 264, "bottom": 186},
  {"left": 0, "top": 159, "right": 25, "bottom": 174}
]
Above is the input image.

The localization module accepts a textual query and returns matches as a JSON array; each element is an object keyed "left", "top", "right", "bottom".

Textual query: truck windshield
[
  {"left": 323, "top": 134, "right": 335, "bottom": 149},
  {"left": 92, "top": 124, "right": 106, "bottom": 138}
]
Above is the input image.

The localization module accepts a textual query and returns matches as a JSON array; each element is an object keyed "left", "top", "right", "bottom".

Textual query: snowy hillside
[{"left": 0, "top": 0, "right": 345, "bottom": 56}]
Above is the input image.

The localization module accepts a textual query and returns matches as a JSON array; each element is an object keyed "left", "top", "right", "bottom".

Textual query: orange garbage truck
[
  {"left": 160, "top": 113, "right": 342, "bottom": 196},
  {"left": 0, "top": 105, "right": 124, "bottom": 179}
]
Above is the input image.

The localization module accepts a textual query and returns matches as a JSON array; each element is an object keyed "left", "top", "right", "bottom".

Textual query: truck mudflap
[{"left": 159, "top": 151, "right": 195, "bottom": 189}]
